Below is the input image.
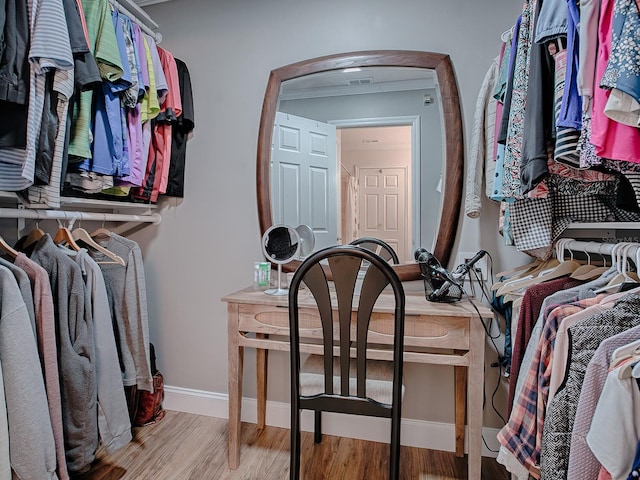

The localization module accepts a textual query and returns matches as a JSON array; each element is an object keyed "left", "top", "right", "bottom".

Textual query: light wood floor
[{"left": 76, "top": 410, "right": 509, "bottom": 479}]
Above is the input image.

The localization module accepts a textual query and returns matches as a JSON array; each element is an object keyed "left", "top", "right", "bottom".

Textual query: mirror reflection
[
  {"left": 257, "top": 51, "right": 464, "bottom": 281},
  {"left": 271, "top": 66, "right": 444, "bottom": 264}
]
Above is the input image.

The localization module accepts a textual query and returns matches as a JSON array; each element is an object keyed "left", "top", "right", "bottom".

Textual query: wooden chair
[
  {"left": 288, "top": 245, "right": 405, "bottom": 480},
  {"left": 349, "top": 237, "right": 400, "bottom": 264}
]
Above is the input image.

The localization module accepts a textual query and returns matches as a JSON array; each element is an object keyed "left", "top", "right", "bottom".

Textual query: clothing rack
[
  {"left": 0, "top": 208, "right": 161, "bottom": 225},
  {"left": 109, "top": 0, "right": 162, "bottom": 43},
  {"left": 560, "top": 239, "right": 640, "bottom": 268},
  {"left": 562, "top": 239, "right": 621, "bottom": 256}
]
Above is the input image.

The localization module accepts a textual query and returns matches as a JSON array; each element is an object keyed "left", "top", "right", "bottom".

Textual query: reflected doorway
[{"left": 338, "top": 124, "right": 413, "bottom": 263}]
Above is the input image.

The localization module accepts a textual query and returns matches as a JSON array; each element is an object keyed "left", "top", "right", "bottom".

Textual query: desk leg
[
  {"left": 467, "top": 320, "right": 485, "bottom": 480},
  {"left": 256, "top": 334, "right": 268, "bottom": 430},
  {"left": 228, "top": 303, "right": 243, "bottom": 470},
  {"left": 454, "top": 358, "right": 467, "bottom": 458}
]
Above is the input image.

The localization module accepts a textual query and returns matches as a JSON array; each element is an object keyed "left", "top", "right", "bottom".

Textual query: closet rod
[
  {"left": 109, "top": 0, "right": 162, "bottom": 43},
  {"left": 562, "top": 239, "right": 639, "bottom": 257},
  {"left": 0, "top": 208, "right": 162, "bottom": 225}
]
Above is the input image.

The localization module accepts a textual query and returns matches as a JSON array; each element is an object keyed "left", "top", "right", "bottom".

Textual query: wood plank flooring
[{"left": 76, "top": 410, "right": 509, "bottom": 479}]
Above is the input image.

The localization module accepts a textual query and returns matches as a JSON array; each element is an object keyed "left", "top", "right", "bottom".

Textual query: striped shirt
[
  {"left": 0, "top": 0, "right": 73, "bottom": 191},
  {"left": 25, "top": 69, "right": 74, "bottom": 208}
]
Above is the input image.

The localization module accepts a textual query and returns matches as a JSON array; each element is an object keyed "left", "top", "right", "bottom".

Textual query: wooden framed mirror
[{"left": 257, "top": 50, "right": 463, "bottom": 281}]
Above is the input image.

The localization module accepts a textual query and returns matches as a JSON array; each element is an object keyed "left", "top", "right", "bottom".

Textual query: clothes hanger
[
  {"left": 490, "top": 257, "right": 560, "bottom": 292},
  {"left": 501, "top": 25, "right": 514, "bottom": 43},
  {"left": 72, "top": 215, "right": 125, "bottom": 266},
  {"left": 22, "top": 214, "right": 46, "bottom": 249},
  {"left": 569, "top": 242, "right": 596, "bottom": 277},
  {"left": 90, "top": 214, "right": 112, "bottom": 239},
  {"left": 571, "top": 242, "right": 610, "bottom": 280},
  {"left": 495, "top": 240, "right": 573, "bottom": 287},
  {"left": 0, "top": 235, "right": 18, "bottom": 258},
  {"left": 493, "top": 258, "right": 542, "bottom": 280},
  {"left": 617, "top": 355, "right": 640, "bottom": 380},
  {"left": 53, "top": 214, "right": 81, "bottom": 252},
  {"left": 595, "top": 243, "right": 640, "bottom": 293},
  {"left": 505, "top": 240, "right": 575, "bottom": 305},
  {"left": 612, "top": 339, "right": 640, "bottom": 370},
  {"left": 495, "top": 239, "right": 581, "bottom": 297}
]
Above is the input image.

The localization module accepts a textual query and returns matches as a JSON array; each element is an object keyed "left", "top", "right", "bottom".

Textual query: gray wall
[{"left": 131, "top": 0, "right": 529, "bottom": 430}]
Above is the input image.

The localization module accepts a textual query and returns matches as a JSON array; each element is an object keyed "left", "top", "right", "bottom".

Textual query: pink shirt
[
  {"left": 156, "top": 47, "right": 182, "bottom": 195},
  {"left": 590, "top": 0, "right": 640, "bottom": 163}
]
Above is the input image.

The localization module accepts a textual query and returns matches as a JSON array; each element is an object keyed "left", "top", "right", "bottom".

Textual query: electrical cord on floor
[{"left": 461, "top": 252, "right": 508, "bottom": 431}]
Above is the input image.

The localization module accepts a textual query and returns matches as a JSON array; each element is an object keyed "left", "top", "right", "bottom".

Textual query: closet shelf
[
  {"left": 0, "top": 191, "right": 157, "bottom": 214},
  {"left": 0, "top": 192, "right": 161, "bottom": 236},
  {"left": 0, "top": 207, "right": 160, "bottom": 225},
  {"left": 566, "top": 222, "right": 640, "bottom": 230}
]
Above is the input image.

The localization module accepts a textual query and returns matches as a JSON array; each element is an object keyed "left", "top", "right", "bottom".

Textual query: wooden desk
[{"left": 223, "top": 287, "right": 492, "bottom": 480}]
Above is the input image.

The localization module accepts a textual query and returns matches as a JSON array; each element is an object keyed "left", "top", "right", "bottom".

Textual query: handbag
[{"left": 126, "top": 343, "right": 166, "bottom": 427}]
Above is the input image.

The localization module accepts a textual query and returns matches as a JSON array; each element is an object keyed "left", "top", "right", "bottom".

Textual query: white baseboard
[{"left": 164, "top": 385, "right": 500, "bottom": 457}]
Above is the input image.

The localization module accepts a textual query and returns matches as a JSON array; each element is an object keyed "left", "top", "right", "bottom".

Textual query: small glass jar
[{"left": 254, "top": 262, "right": 270, "bottom": 290}]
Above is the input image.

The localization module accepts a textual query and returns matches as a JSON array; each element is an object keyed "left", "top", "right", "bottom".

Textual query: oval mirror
[{"left": 257, "top": 50, "right": 463, "bottom": 281}]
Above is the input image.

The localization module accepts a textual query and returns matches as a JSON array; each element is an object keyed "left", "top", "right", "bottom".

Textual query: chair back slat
[
  {"left": 327, "top": 254, "right": 361, "bottom": 395},
  {"left": 300, "top": 262, "right": 334, "bottom": 393},
  {"left": 355, "top": 266, "right": 390, "bottom": 397}
]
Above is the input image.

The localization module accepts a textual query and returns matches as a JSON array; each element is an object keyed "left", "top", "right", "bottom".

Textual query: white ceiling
[{"left": 279, "top": 67, "right": 437, "bottom": 101}]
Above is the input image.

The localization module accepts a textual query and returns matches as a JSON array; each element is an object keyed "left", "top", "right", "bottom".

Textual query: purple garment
[
  {"left": 557, "top": 0, "right": 582, "bottom": 130},
  {"left": 117, "top": 104, "right": 144, "bottom": 186}
]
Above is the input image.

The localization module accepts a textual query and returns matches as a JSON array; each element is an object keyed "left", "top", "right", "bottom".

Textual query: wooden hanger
[
  {"left": 90, "top": 214, "right": 112, "bottom": 240},
  {"left": 496, "top": 240, "right": 581, "bottom": 296},
  {"left": 493, "top": 258, "right": 542, "bottom": 280},
  {"left": 490, "top": 258, "right": 560, "bottom": 292},
  {"left": 22, "top": 218, "right": 46, "bottom": 250},
  {"left": 72, "top": 227, "right": 125, "bottom": 266},
  {"left": 0, "top": 236, "right": 18, "bottom": 258},
  {"left": 568, "top": 242, "right": 609, "bottom": 280},
  {"left": 54, "top": 226, "right": 81, "bottom": 251},
  {"left": 493, "top": 239, "right": 574, "bottom": 289}
]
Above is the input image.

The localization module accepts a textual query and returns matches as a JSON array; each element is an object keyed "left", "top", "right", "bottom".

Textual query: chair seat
[{"left": 300, "top": 354, "right": 405, "bottom": 405}]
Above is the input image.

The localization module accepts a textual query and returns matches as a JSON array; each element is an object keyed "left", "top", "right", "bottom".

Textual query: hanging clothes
[
  {"left": 164, "top": 57, "right": 195, "bottom": 198},
  {"left": 465, "top": 54, "right": 500, "bottom": 218},
  {"left": 0, "top": 265, "right": 57, "bottom": 480},
  {"left": 0, "top": 0, "right": 73, "bottom": 192},
  {"left": 590, "top": 0, "right": 640, "bottom": 163},
  {"left": 567, "top": 324, "right": 640, "bottom": 479},
  {"left": 69, "top": 250, "right": 132, "bottom": 454},
  {"left": 24, "top": 235, "right": 98, "bottom": 475},
  {"left": 540, "top": 294, "right": 640, "bottom": 479},
  {"left": 13, "top": 253, "right": 68, "bottom": 480},
  {"left": 89, "top": 233, "right": 153, "bottom": 393},
  {"left": 496, "top": 267, "right": 618, "bottom": 477}
]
